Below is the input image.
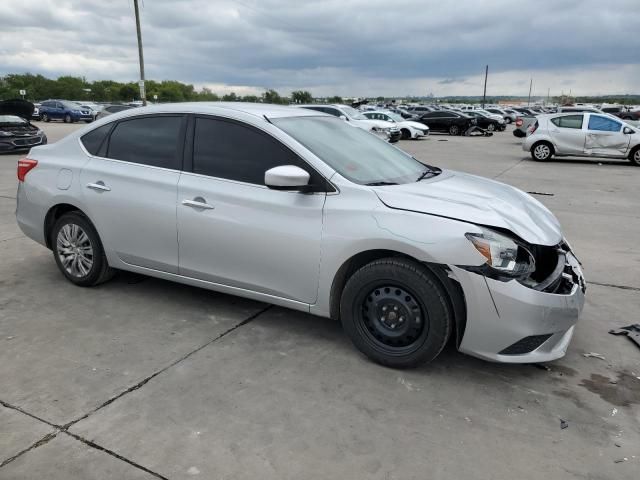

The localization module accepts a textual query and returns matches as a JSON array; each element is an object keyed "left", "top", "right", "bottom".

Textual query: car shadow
[{"left": 524, "top": 157, "right": 633, "bottom": 167}]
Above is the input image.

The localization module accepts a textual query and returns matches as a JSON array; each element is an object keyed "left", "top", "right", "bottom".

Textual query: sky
[{"left": 1, "top": 0, "right": 639, "bottom": 97}]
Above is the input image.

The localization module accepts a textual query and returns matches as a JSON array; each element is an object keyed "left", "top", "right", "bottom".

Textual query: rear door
[
  {"left": 584, "top": 114, "right": 630, "bottom": 156},
  {"left": 548, "top": 115, "right": 586, "bottom": 154},
  {"left": 177, "top": 116, "right": 326, "bottom": 303},
  {"left": 79, "top": 115, "right": 186, "bottom": 273}
]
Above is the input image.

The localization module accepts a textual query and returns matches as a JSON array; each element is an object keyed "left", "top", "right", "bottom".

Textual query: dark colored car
[
  {"left": 513, "top": 107, "right": 537, "bottom": 116},
  {"left": 95, "top": 104, "right": 137, "bottom": 120},
  {"left": 407, "top": 106, "right": 435, "bottom": 114},
  {"left": 463, "top": 111, "right": 505, "bottom": 131},
  {"left": 39, "top": 100, "right": 94, "bottom": 123},
  {"left": 415, "top": 110, "right": 476, "bottom": 135},
  {"left": 0, "top": 99, "right": 47, "bottom": 153},
  {"left": 600, "top": 106, "right": 640, "bottom": 121}
]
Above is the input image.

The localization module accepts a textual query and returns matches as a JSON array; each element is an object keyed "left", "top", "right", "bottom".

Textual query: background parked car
[
  {"left": 299, "top": 104, "right": 401, "bottom": 142},
  {"left": 600, "top": 105, "right": 640, "bottom": 121},
  {"left": 39, "top": 100, "right": 94, "bottom": 123},
  {"left": 0, "top": 99, "right": 47, "bottom": 152},
  {"left": 363, "top": 111, "right": 429, "bottom": 139},
  {"left": 31, "top": 103, "right": 41, "bottom": 120},
  {"left": 415, "top": 110, "right": 476, "bottom": 135},
  {"left": 463, "top": 111, "right": 505, "bottom": 131},
  {"left": 485, "top": 107, "right": 516, "bottom": 124},
  {"left": 524, "top": 112, "right": 640, "bottom": 165},
  {"left": 95, "top": 104, "right": 137, "bottom": 120}
]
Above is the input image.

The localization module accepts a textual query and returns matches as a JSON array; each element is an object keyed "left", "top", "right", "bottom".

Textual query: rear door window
[
  {"left": 551, "top": 115, "right": 584, "bottom": 129},
  {"left": 81, "top": 124, "right": 112, "bottom": 156},
  {"left": 106, "top": 115, "right": 184, "bottom": 169},
  {"left": 587, "top": 115, "right": 622, "bottom": 132}
]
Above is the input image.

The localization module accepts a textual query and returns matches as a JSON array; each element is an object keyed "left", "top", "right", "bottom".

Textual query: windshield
[
  {"left": 340, "top": 105, "right": 368, "bottom": 120},
  {"left": 384, "top": 112, "right": 404, "bottom": 122},
  {"left": 273, "top": 116, "right": 433, "bottom": 185},
  {"left": 0, "top": 115, "right": 27, "bottom": 124}
]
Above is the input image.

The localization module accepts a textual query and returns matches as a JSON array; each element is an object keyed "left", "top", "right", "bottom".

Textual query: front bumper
[
  {"left": 0, "top": 134, "right": 47, "bottom": 152},
  {"left": 449, "top": 252, "right": 585, "bottom": 363}
]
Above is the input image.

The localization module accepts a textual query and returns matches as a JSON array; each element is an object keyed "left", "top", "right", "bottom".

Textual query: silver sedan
[{"left": 16, "top": 103, "right": 585, "bottom": 368}]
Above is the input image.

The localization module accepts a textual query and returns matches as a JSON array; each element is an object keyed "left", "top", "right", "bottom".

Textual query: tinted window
[
  {"left": 107, "top": 116, "right": 183, "bottom": 169},
  {"left": 551, "top": 115, "right": 583, "bottom": 129},
  {"left": 588, "top": 115, "right": 621, "bottom": 132},
  {"left": 423, "top": 112, "right": 441, "bottom": 118},
  {"left": 81, "top": 124, "right": 112, "bottom": 156},
  {"left": 601, "top": 107, "right": 619, "bottom": 113},
  {"left": 192, "top": 117, "right": 323, "bottom": 187}
]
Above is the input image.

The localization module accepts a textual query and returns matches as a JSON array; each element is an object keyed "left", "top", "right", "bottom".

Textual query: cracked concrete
[{"left": 1, "top": 123, "right": 639, "bottom": 479}]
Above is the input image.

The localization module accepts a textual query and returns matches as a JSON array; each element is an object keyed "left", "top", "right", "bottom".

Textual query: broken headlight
[{"left": 465, "top": 227, "right": 535, "bottom": 279}]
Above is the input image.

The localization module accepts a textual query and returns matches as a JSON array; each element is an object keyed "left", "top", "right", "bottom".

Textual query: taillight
[
  {"left": 515, "top": 117, "right": 523, "bottom": 127},
  {"left": 529, "top": 121, "right": 539, "bottom": 134},
  {"left": 17, "top": 158, "right": 38, "bottom": 182}
]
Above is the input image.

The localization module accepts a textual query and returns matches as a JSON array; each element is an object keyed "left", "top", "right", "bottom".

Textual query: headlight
[{"left": 465, "top": 227, "right": 535, "bottom": 278}]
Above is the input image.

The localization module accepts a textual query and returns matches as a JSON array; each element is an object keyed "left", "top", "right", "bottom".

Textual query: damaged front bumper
[{"left": 450, "top": 249, "right": 586, "bottom": 363}]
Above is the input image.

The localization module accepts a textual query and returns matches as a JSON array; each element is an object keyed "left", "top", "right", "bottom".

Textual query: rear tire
[
  {"left": 531, "top": 141, "right": 553, "bottom": 161},
  {"left": 51, "top": 212, "right": 115, "bottom": 287},
  {"left": 64, "top": 114, "right": 71, "bottom": 123},
  {"left": 505, "top": 117, "right": 512, "bottom": 124},
  {"left": 448, "top": 124, "right": 460, "bottom": 135},
  {"left": 629, "top": 146, "right": 640, "bottom": 166},
  {"left": 340, "top": 258, "right": 452, "bottom": 368}
]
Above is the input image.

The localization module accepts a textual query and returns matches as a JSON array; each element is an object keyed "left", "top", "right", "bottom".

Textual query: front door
[
  {"left": 584, "top": 114, "right": 630, "bottom": 157},
  {"left": 177, "top": 116, "right": 326, "bottom": 304}
]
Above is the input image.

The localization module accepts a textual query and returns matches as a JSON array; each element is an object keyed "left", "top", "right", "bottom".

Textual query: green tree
[
  {"left": 326, "top": 95, "right": 343, "bottom": 104},
  {"left": 291, "top": 90, "right": 313, "bottom": 104},
  {"left": 263, "top": 89, "right": 284, "bottom": 104},
  {"left": 222, "top": 92, "right": 238, "bottom": 101}
]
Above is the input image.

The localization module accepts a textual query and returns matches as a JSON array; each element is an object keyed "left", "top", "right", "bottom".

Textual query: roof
[{"left": 135, "top": 102, "right": 320, "bottom": 119}]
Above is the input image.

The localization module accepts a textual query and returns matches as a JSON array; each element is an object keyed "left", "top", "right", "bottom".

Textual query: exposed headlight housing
[
  {"left": 0, "top": 131, "right": 13, "bottom": 137},
  {"left": 465, "top": 227, "right": 535, "bottom": 279}
]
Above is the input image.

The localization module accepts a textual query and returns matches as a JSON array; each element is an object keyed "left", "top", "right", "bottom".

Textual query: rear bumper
[{"left": 449, "top": 260, "right": 585, "bottom": 363}]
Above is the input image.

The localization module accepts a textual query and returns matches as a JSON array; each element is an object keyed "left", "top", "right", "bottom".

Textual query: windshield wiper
[
  {"left": 416, "top": 166, "right": 442, "bottom": 182},
  {"left": 365, "top": 181, "right": 398, "bottom": 186}
]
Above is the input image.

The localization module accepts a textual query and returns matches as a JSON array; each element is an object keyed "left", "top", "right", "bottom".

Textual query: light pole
[
  {"left": 133, "top": 0, "right": 147, "bottom": 106},
  {"left": 482, "top": 65, "right": 488, "bottom": 108}
]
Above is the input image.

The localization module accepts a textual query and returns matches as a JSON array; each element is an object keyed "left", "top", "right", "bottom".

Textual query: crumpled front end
[{"left": 451, "top": 243, "right": 586, "bottom": 363}]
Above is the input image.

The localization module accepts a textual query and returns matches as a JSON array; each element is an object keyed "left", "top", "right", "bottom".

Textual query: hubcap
[
  {"left": 635, "top": 150, "right": 640, "bottom": 162},
  {"left": 450, "top": 126, "right": 458, "bottom": 134},
  {"left": 534, "top": 144, "right": 550, "bottom": 159},
  {"left": 361, "top": 286, "right": 424, "bottom": 348},
  {"left": 56, "top": 224, "right": 94, "bottom": 278},
  {"left": 488, "top": 124, "right": 495, "bottom": 131}
]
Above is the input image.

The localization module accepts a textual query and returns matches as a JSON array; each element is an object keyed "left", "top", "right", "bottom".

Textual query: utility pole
[
  {"left": 482, "top": 65, "right": 488, "bottom": 108},
  {"left": 547, "top": 88, "right": 550, "bottom": 105},
  {"left": 133, "top": 0, "right": 147, "bottom": 106},
  {"left": 527, "top": 78, "right": 533, "bottom": 106}
]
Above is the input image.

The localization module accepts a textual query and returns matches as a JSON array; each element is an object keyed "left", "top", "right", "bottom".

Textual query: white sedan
[{"left": 363, "top": 111, "right": 429, "bottom": 140}]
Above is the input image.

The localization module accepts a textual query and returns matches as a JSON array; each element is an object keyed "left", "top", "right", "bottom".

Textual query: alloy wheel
[
  {"left": 56, "top": 223, "right": 94, "bottom": 278},
  {"left": 534, "top": 144, "right": 551, "bottom": 160},
  {"left": 487, "top": 123, "right": 496, "bottom": 131}
]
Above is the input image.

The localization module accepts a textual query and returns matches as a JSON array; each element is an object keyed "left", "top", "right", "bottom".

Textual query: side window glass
[
  {"left": 81, "top": 124, "right": 112, "bottom": 156},
  {"left": 551, "top": 115, "right": 583, "bottom": 129},
  {"left": 107, "top": 116, "right": 183, "bottom": 169},
  {"left": 588, "top": 115, "right": 621, "bottom": 132},
  {"left": 192, "top": 117, "right": 323, "bottom": 187}
]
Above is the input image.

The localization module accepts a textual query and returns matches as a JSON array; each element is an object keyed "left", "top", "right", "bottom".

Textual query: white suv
[
  {"left": 523, "top": 112, "right": 640, "bottom": 165},
  {"left": 299, "top": 104, "right": 401, "bottom": 142}
]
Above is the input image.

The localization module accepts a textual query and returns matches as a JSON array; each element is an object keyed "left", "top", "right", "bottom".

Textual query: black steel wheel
[{"left": 340, "top": 258, "right": 452, "bottom": 368}]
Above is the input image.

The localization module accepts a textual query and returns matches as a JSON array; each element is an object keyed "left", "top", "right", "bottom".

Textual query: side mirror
[
  {"left": 623, "top": 127, "right": 634, "bottom": 134},
  {"left": 265, "top": 165, "right": 310, "bottom": 191},
  {"left": 339, "top": 115, "right": 348, "bottom": 121}
]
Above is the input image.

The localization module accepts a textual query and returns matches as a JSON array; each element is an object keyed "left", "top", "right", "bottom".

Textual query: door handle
[
  {"left": 86, "top": 181, "right": 111, "bottom": 192},
  {"left": 182, "top": 198, "right": 215, "bottom": 210}
]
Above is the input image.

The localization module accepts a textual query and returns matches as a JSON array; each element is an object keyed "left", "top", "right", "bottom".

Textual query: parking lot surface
[{"left": 1, "top": 122, "right": 639, "bottom": 479}]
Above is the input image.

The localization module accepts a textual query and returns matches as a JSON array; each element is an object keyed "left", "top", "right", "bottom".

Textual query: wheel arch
[
  {"left": 329, "top": 249, "right": 467, "bottom": 347},
  {"left": 44, "top": 202, "right": 88, "bottom": 249}
]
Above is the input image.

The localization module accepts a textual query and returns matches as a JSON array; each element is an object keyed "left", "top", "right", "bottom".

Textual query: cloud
[{"left": 1, "top": 0, "right": 639, "bottom": 96}]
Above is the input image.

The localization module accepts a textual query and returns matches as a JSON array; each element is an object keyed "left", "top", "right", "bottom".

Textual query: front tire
[
  {"left": 487, "top": 123, "right": 496, "bottom": 132},
  {"left": 401, "top": 129, "right": 411, "bottom": 140},
  {"left": 52, "top": 212, "right": 114, "bottom": 287},
  {"left": 531, "top": 141, "right": 553, "bottom": 161},
  {"left": 448, "top": 124, "right": 460, "bottom": 135},
  {"left": 340, "top": 258, "right": 452, "bottom": 368},
  {"left": 42, "top": 113, "right": 50, "bottom": 123},
  {"left": 629, "top": 146, "right": 640, "bottom": 166},
  {"left": 505, "top": 117, "right": 512, "bottom": 124}
]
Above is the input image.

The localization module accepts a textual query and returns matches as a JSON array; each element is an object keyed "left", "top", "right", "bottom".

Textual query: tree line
[{"left": 0, "top": 73, "right": 342, "bottom": 105}]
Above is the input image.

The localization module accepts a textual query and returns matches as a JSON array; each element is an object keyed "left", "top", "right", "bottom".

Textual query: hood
[
  {"left": 0, "top": 99, "right": 34, "bottom": 120},
  {"left": 372, "top": 170, "right": 562, "bottom": 246},
  {"left": 403, "top": 121, "right": 429, "bottom": 130},
  {"left": 360, "top": 119, "right": 395, "bottom": 129}
]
